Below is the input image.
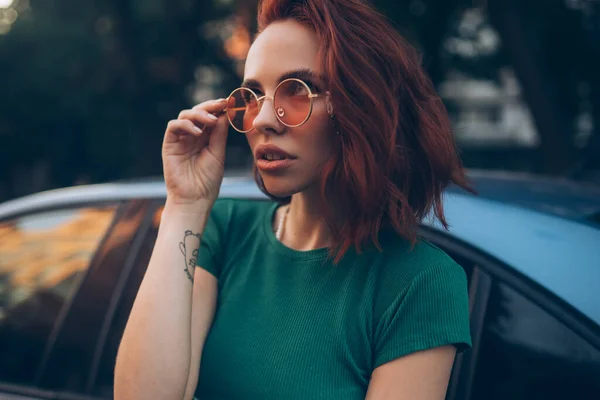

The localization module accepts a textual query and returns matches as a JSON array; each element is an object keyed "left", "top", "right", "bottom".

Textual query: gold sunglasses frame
[{"left": 224, "top": 77, "right": 328, "bottom": 133}]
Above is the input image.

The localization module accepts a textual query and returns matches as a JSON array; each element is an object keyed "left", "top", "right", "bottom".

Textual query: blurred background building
[{"left": 0, "top": 0, "right": 599, "bottom": 202}]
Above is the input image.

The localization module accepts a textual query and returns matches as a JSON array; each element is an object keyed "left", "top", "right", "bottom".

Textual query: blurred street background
[{"left": 0, "top": 0, "right": 599, "bottom": 202}]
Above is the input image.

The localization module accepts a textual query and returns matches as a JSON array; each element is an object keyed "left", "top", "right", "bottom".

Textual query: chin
[{"left": 260, "top": 174, "right": 303, "bottom": 198}]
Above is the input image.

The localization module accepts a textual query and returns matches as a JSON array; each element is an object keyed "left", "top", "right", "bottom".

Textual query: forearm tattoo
[{"left": 179, "top": 230, "right": 202, "bottom": 283}]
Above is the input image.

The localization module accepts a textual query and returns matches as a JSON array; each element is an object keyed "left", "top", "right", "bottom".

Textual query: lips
[
  {"left": 254, "top": 143, "right": 296, "bottom": 172},
  {"left": 254, "top": 144, "right": 296, "bottom": 162}
]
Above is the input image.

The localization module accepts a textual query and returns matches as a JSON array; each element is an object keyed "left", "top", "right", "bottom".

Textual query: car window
[
  {"left": 0, "top": 206, "right": 118, "bottom": 387},
  {"left": 471, "top": 281, "right": 600, "bottom": 400}
]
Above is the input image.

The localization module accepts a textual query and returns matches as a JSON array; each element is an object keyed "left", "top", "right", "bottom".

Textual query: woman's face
[{"left": 242, "top": 20, "right": 336, "bottom": 198}]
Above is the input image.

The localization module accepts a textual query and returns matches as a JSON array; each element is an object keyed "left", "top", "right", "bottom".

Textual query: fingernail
[
  {"left": 216, "top": 98, "right": 227, "bottom": 102},
  {"left": 207, "top": 113, "right": 218, "bottom": 120},
  {"left": 193, "top": 127, "right": 203, "bottom": 134}
]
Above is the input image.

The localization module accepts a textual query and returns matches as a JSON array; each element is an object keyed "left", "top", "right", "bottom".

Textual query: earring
[
  {"left": 331, "top": 114, "right": 341, "bottom": 136},
  {"left": 326, "top": 101, "right": 334, "bottom": 116},
  {"left": 326, "top": 100, "right": 340, "bottom": 136}
]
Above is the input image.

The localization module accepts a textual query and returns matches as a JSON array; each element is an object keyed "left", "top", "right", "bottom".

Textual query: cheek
[
  {"left": 245, "top": 131, "right": 259, "bottom": 152},
  {"left": 303, "top": 112, "right": 336, "bottom": 156}
]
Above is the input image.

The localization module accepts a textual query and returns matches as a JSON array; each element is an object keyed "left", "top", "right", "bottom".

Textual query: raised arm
[{"left": 114, "top": 98, "right": 229, "bottom": 399}]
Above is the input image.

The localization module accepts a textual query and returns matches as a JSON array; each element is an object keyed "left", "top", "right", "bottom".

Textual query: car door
[
  {"left": 0, "top": 199, "right": 152, "bottom": 399},
  {"left": 423, "top": 229, "right": 600, "bottom": 400}
]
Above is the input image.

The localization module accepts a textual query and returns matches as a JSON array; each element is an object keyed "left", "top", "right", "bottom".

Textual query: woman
[{"left": 115, "top": 0, "right": 473, "bottom": 399}]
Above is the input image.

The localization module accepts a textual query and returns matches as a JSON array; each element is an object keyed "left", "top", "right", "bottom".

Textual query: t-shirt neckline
[{"left": 262, "top": 201, "right": 330, "bottom": 261}]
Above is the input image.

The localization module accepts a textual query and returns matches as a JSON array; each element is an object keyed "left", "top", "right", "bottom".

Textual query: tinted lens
[
  {"left": 227, "top": 88, "right": 259, "bottom": 132},
  {"left": 274, "top": 80, "right": 312, "bottom": 127}
]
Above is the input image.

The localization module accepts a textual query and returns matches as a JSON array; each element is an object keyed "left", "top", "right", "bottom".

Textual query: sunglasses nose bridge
[
  {"left": 256, "top": 94, "right": 273, "bottom": 109},
  {"left": 256, "top": 95, "right": 282, "bottom": 122},
  {"left": 252, "top": 94, "right": 285, "bottom": 133}
]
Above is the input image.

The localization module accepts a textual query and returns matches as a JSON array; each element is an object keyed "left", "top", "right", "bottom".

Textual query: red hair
[{"left": 253, "top": 0, "right": 474, "bottom": 263}]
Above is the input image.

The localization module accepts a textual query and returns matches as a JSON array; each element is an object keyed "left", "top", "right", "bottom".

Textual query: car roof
[
  {"left": 1, "top": 173, "right": 599, "bottom": 325},
  {"left": 453, "top": 169, "right": 600, "bottom": 225}
]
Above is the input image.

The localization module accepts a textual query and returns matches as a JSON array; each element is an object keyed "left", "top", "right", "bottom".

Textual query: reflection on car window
[
  {"left": 471, "top": 282, "right": 600, "bottom": 400},
  {"left": 0, "top": 206, "right": 117, "bottom": 386}
]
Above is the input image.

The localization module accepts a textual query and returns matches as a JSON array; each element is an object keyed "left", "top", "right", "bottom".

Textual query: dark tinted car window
[
  {"left": 0, "top": 206, "right": 117, "bottom": 386},
  {"left": 471, "top": 282, "right": 600, "bottom": 400}
]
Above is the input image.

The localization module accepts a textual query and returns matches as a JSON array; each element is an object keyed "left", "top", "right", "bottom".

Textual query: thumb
[{"left": 207, "top": 114, "right": 229, "bottom": 162}]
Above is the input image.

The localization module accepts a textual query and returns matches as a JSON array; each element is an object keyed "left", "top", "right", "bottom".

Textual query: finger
[
  {"left": 165, "top": 119, "right": 203, "bottom": 144},
  {"left": 207, "top": 113, "right": 229, "bottom": 161},
  {"left": 169, "top": 119, "right": 203, "bottom": 136},
  {"left": 193, "top": 98, "right": 228, "bottom": 114},
  {"left": 178, "top": 108, "right": 220, "bottom": 129}
]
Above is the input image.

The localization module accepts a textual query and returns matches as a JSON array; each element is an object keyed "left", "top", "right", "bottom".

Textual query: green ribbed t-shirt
[{"left": 194, "top": 199, "right": 471, "bottom": 399}]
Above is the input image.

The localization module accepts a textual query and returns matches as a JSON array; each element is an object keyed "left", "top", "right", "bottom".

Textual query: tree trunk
[{"left": 488, "top": 0, "right": 575, "bottom": 174}]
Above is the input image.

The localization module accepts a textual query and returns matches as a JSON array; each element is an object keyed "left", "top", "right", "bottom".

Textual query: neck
[{"left": 280, "top": 188, "right": 337, "bottom": 251}]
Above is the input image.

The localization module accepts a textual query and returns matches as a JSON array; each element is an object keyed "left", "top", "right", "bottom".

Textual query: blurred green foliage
[
  {"left": 0, "top": 0, "right": 243, "bottom": 199},
  {"left": 0, "top": 0, "right": 598, "bottom": 201}
]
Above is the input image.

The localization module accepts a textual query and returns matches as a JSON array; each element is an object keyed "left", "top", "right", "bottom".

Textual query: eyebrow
[{"left": 241, "top": 68, "right": 325, "bottom": 89}]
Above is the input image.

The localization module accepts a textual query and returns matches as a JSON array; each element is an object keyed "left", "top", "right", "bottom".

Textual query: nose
[{"left": 252, "top": 96, "right": 284, "bottom": 135}]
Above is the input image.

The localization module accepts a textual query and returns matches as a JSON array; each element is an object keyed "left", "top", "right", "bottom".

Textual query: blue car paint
[{"left": 426, "top": 192, "right": 600, "bottom": 325}]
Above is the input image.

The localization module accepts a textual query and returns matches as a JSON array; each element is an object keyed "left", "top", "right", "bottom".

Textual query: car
[{"left": 0, "top": 170, "right": 599, "bottom": 400}]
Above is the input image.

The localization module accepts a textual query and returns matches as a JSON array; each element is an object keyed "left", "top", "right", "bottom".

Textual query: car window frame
[{"left": 420, "top": 226, "right": 600, "bottom": 400}]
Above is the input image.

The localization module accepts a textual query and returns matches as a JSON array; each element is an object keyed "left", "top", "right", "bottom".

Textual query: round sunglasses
[{"left": 224, "top": 78, "right": 328, "bottom": 133}]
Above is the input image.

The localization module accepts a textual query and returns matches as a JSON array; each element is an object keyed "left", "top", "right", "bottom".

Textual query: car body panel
[
  {"left": 429, "top": 192, "right": 600, "bottom": 325},
  {"left": 0, "top": 394, "right": 38, "bottom": 400},
  {"left": 454, "top": 169, "right": 600, "bottom": 224},
  {"left": 0, "top": 177, "right": 262, "bottom": 218}
]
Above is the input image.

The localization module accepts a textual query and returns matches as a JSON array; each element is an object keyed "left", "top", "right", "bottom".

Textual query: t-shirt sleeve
[
  {"left": 195, "top": 200, "right": 230, "bottom": 279},
  {"left": 373, "top": 260, "right": 472, "bottom": 368}
]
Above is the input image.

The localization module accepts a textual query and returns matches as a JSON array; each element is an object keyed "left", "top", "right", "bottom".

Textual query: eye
[
  {"left": 305, "top": 80, "right": 320, "bottom": 92},
  {"left": 284, "top": 81, "right": 311, "bottom": 96},
  {"left": 249, "top": 87, "right": 264, "bottom": 96},
  {"left": 300, "top": 80, "right": 322, "bottom": 94},
  {"left": 241, "top": 90, "right": 258, "bottom": 105}
]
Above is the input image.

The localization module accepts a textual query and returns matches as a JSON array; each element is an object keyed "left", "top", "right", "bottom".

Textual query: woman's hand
[{"left": 162, "top": 98, "right": 229, "bottom": 208}]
